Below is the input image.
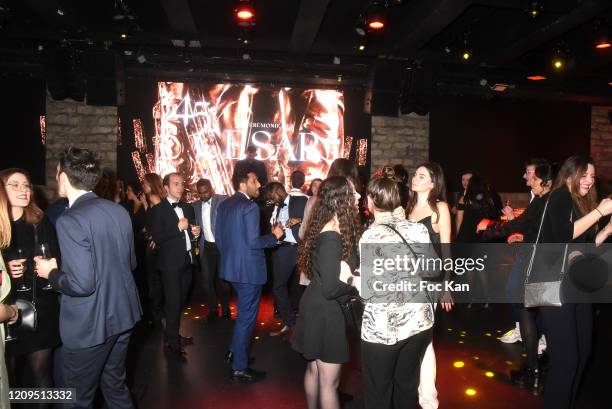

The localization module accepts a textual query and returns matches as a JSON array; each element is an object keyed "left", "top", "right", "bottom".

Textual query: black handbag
[{"left": 338, "top": 294, "right": 364, "bottom": 336}]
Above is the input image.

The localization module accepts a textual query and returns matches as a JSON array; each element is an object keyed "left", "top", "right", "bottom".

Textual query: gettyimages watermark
[{"left": 359, "top": 243, "right": 612, "bottom": 304}]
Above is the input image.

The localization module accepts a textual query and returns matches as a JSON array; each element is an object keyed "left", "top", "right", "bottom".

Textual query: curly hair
[{"left": 298, "top": 176, "right": 361, "bottom": 280}]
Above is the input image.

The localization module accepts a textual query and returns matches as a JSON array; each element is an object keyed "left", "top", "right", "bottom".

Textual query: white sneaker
[
  {"left": 500, "top": 326, "right": 522, "bottom": 343},
  {"left": 538, "top": 335, "right": 547, "bottom": 355}
]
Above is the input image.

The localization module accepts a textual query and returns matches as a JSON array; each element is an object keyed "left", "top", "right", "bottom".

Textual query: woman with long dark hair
[
  {"left": 455, "top": 174, "right": 499, "bottom": 243},
  {"left": 537, "top": 156, "right": 612, "bottom": 409},
  {"left": 405, "top": 162, "right": 452, "bottom": 409},
  {"left": 291, "top": 176, "right": 361, "bottom": 409},
  {"left": 0, "top": 168, "right": 61, "bottom": 404}
]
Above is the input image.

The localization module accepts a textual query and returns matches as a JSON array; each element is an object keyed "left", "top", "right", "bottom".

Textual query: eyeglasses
[{"left": 6, "top": 182, "right": 32, "bottom": 192}]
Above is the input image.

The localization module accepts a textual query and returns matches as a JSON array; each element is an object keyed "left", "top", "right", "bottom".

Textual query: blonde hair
[{"left": 0, "top": 183, "right": 12, "bottom": 249}]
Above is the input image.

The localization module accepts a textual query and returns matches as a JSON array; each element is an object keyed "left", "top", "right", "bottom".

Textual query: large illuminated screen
[{"left": 152, "top": 82, "right": 345, "bottom": 195}]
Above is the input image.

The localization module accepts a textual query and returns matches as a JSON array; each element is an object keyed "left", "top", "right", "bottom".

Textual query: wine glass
[
  {"left": 15, "top": 248, "right": 31, "bottom": 292},
  {"left": 36, "top": 243, "right": 53, "bottom": 290},
  {"left": 4, "top": 321, "right": 16, "bottom": 342}
]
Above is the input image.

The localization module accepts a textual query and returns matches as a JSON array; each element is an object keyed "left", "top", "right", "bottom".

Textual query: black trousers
[
  {"left": 540, "top": 303, "right": 592, "bottom": 409},
  {"left": 200, "top": 242, "right": 230, "bottom": 316},
  {"left": 272, "top": 243, "right": 298, "bottom": 327},
  {"left": 361, "top": 328, "right": 432, "bottom": 409},
  {"left": 145, "top": 245, "right": 164, "bottom": 322},
  {"left": 160, "top": 252, "right": 192, "bottom": 345},
  {"left": 62, "top": 330, "right": 134, "bottom": 409}
]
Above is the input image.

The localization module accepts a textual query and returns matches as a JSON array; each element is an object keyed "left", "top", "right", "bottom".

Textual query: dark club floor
[{"left": 125, "top": 294, "right": 612, "bottom": 409}]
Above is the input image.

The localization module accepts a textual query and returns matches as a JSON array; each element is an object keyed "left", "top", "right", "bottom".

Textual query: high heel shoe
[{"left": 510, "top": 366, "right": 540, "bottom": 394}]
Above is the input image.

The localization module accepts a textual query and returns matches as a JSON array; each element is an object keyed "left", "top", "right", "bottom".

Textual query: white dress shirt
[
  {"left": 202, "top": 200, "right": 215, "bottom": 242},
  {"left": 167, "top": 198, "right": 191, "bottom": 252}
]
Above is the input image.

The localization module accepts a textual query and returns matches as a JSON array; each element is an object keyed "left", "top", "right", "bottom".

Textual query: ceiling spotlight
[
  {"left": 462, "top": 51, "right": 471, "bottom": 61},
  {"left": 235, "top": 0, "right": 255, "bottom": 26},
  {"left": 120, "top": 32, "right": 128, "bottom": 40},
  {"left": 333, "top": 56, "right": 341, "bottom": 65},
  {"left": 57, "top": 8, "right": 64, "bottom": 16},
  {"left": 357, "top": 44, "right": 366, "bottom": 51},
  {"left": 366, "top": 3, "right": 386, "bottom": 31},
  {"left": 552, "top": 57, "right": 564, "bottom": 70},
  {"left": 355, "top": 19, "right": 366, "bottom": 37},
  {"left": 527, "top": 75, "right": 547, "bottom": 81},
  {"left": 527, "top": 0, "right": 542, "bottom": 18},
  {"left": 242, "top": 53, "right": 251, "bottom": 60},
  {"left": 595, "top": 35, "right": 611, "bottom": 49},
  {"left": 337, "top": 74, "right": 343, "bottom": 83},
  {"left": 137, "top": 54, "right": 146, "bottom": 64}
]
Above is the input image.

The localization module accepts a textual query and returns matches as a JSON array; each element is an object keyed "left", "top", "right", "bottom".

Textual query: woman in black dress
[
  {"left": 291, "top": 176, "right": 361, "bottom": 409},
  {"left": 0, "top": 169, "right": 61, "bottom": 399},
  {"left": 537, "top": 156, "right": 612, "bottom": 409}
]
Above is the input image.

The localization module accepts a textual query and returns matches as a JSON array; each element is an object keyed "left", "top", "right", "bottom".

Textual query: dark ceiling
[{"left": 0, "top": 0, "right": 611, "bottom": 108}]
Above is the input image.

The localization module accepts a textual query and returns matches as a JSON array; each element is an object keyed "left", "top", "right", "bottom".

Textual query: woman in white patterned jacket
[{"left": 357, "top": 169, "right": 434, "bottom": 409}]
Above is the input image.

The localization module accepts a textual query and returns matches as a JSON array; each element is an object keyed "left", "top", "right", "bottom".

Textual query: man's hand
[
  {"left": 178, "top": 217, "right": 189, "bottom": 231},
  {"left": 33, "top": 256, "right": 58, "bottom": 279},
  {"left": 502, "top": 206, "right": 515, "bottom": 220},
  {"left": 7, "top": 259, "right": 27, "bottom": 278},
  {"left": 272, "top": 225, "right": 284, "bottom": 239},
  {"left": 286, "top": 218, "right": 302, "bottom": 228}
]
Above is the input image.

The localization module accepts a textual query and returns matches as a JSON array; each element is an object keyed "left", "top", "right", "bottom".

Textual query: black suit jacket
[
  {"left": 148, "top": 199, "right": 197, "bottom": 271},
  {"left": 49, "top": 193, "right": 142, "bottom": 349}
]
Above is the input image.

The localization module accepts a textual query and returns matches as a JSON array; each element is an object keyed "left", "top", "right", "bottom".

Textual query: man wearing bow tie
[
  {"left": 268, "top": 171, "right": 308, "bottom": 337},
  {"left": 149, "top": 173, "right": 200, "bottom": 359},
  {"left": 193, "top": 178, "right": 230, "bottom": 321}
]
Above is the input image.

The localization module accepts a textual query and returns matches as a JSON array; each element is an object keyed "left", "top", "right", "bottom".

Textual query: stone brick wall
[
  {"left": 371, "top": 113, "right": 429, "bottom": 176},
  {"left": 44, "top": 95, "right": 117, "bottom": 197},
  {"left": 591, "top": 106, "right": 612, "bottom": 184}
]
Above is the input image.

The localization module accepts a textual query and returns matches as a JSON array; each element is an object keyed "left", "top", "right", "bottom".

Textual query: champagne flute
[
  {"left": 15, "top": 248, "right": 31, "bottom": 292},
  {"left": 4, "top": 321, "right": 16, "bottom": 342},
  {"left": 37, "top": 243, "right": 53, "bottom": 290}
]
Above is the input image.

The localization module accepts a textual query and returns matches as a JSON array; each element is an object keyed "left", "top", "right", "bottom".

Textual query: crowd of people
[{"left": 0, "top": 145, "right": 611, "bottom": 409}]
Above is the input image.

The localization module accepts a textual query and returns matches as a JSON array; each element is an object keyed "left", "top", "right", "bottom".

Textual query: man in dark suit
[
  {"left": 148, "top": 172, "right": 200, "bottom": 358},
  {"left": 232, "top": 145, "right": 268, "bottom": 187},
  {"left": 193, "top": 178, "right": 230, "bottom": 321},
  {"left": 35, "top": 147, "right": 142, "bottom": 409},
  {"left": 267, "top": 171, "right": 308, "bottom": 337},
  {"left": 215, "top": 171, "right": 283, "bottom": 382}
]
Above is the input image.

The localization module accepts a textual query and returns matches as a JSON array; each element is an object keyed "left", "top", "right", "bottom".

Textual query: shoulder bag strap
[
  {"left": 380, "top": 223, "right": 419, "bottom": 259},
  {"left": 31, "top": 224, "right": 38, "bottom": 305}
]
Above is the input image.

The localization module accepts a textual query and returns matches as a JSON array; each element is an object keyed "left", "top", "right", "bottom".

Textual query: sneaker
[
  {"left": 500, "top": 327, "right": 522, "bottom": 343},
  {"left": 537, "top": 335, "right": 547, "bottom": 355}
]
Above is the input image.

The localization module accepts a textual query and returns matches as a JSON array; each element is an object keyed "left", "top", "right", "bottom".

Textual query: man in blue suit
[
  {"left": 215, "top": 171, "right": 283, "bottom": 382},
  {"left": 36, "top": 147, "right": 142, "bottom": 409},
  {"left": 193, "top": 178, "right": 230, "bottom": 321}
]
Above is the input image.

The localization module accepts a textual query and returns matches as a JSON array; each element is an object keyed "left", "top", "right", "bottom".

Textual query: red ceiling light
[
  {"left": 366, "top": 3, "right": 387, "bottom": 31},
  {"left": 595, "top": 36, "right": 611, "bottom": 49},
  {"left": 527, "top": 75, "right": 547, "bottom": 81},
  {"left": 235, "top": 0, "right": 255, "bottom": 26}
]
